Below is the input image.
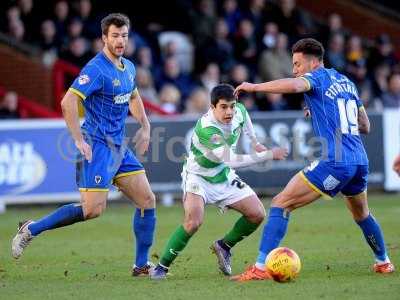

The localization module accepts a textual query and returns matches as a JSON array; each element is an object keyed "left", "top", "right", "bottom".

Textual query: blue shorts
[
  {"left": 300, "top": 160, "right": 368, "bottom": 199},
  {"left": 76, "top": 140, "right": 144, "bottom": 191}
]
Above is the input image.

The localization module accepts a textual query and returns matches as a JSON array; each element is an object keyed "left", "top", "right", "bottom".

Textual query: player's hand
[
  {"left": 133, "top": 127, "right": 150, "bottom": 155},
  {"left": 254, "top": 143, "right": 268, "bottom": 153},
  {"left": 303, "top": 106, "right": 311, "bottom": 118},
  {"left": 234, "top": 82, "right": 256, "bottom": 98},
  {"left": 75, "top": 139, "right": 92, "bottom": 163},
  {"left": 271, "top": 147, "right": 289, "bottom": 160},
  {"left": 393, "top": 154, "right": 400, "bottom": 176}
]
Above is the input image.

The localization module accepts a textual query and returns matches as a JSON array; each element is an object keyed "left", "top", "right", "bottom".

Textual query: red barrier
[{"left": 0, "top": 86, "right": 61, "bottom": 118}]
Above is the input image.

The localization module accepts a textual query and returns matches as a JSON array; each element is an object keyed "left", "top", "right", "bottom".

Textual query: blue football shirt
[
  {"left": 69, "top": 51, "right": 137, "bottom": 146},
  {"left": 301, "top": 67, "right": 368, "bottom": 165}
]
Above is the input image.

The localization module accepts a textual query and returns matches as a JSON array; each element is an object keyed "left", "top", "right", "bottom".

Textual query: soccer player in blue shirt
[
  {"left": 12, "top": 13, "right": 156, "bottom": 276},
  {"left": 231, "top": 38, "right": 395, "bottom": 281}
]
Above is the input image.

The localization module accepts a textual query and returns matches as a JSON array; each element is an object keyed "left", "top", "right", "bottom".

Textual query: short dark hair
[
  {"left": 101, "top": 13, "right": 130, "bottom": 35},
  {"left": 292, "top": 38, "right": 325, "bottom": 61},
  {"left": 211, "top": 84, "right": 235, "bottom": 106}
]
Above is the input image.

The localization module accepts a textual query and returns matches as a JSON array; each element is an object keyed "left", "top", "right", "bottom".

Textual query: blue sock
[
  {"left": 28, "top": 203, "right": 84, "bottom": 236},
  {"left": 356, "top": 214, "right": 388, "bottom": 262},
  {"left": 256, "top": 207, "right": 290, "bottom": 265},
  {"left": 133, "top": 208, "right": 156, "bottom": 267}
]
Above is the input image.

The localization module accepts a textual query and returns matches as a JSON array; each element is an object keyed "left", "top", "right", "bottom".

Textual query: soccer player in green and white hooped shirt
[{"left": 150, "top": 83, "right": 288, "bottom": 279}]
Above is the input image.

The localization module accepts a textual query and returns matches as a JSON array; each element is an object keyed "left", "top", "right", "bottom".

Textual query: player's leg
[
  {"left": 114, "top": 172, "right": 156, "bottom": 274},
  {"left": 151, "top": 192, "right": 205, "bottom": 279},
  {"left": 12, "top": 141, "right": 111, "bottom": 259},
  {"left": 342, "top": 165, "right": 394, "bottom": 273},
  {"left": 112, "top": 145, "right": 156, "bottom": 275},
  {"left": 221, "top": 194, "right": 265, "bottom": 249},
  {"left": 231, "top": 172, "right": 321, "bottom": 281},
  {"left": 212, "top": 191, "right": 265, "bottom": 276}
]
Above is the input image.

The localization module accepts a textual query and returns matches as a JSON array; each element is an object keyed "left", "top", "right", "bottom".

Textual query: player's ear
[{"left": 102, "top": 34, "right": 107, "bottom": 44}]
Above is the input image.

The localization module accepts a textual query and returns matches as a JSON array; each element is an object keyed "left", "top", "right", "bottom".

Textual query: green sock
[
  {"left": 160, "top": 225, "right": 192, "bottom": 267},
  {"left": 222, "top": 216, "right": 260, "bottom": 248}
]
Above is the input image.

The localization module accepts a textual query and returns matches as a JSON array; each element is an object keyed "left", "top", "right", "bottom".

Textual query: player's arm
[
  {"left": 358, "top": 106, "right": 370, "bottom": 134},
  {"left": 129, "top": 89, "right": 151, "bottom": 155},
  {"left": 208, "top": 145, "right": 288, "bottom": 169},
  {"left": 234, "top": 78, "right": 310, "bottom": 97},
  {"left": 61, "top": 90, "right": 92, "bottom": 161}
]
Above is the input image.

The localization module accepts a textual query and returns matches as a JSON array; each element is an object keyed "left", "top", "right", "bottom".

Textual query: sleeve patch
[{"left": 78, "top": 74, "right": 90, "bottom": 85}]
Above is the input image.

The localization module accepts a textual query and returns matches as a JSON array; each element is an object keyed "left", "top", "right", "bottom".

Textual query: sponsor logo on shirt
[
  {"left": 113, "top": 92, "right": 131, "bottom": 104},
  {"left": 112, "top": 78, "right": 121, "bottom": 86},
  {"left": 78, "top": 74, "right": 90, "bottom": 85}
]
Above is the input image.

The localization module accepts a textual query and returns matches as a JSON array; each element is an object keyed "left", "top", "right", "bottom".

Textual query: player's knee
[
  {"left": 141, "top": 192, "right": 156, "bottom": 209},
  {"left": 84, "top": 204, "right": 105, "bottom": 220},
  {"left": 183, "top": 218, "right": 202, "bottom": 234},
  {"left": 246, "top": 207, "right": 265, "bottom": 224},
  {"left": 271, "top": 194, "right": 288, "bottom": 208}
]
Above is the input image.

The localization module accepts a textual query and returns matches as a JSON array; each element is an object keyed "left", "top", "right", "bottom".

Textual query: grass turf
[{"left": 0, "top": 194, "right": 399, "bottom": 299}]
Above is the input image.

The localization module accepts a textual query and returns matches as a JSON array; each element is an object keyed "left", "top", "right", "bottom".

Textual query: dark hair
[
  {"left": 211, "top": 83, "right": 235, "bottom": 106},
  {"left": 292, "top": 38, "right": 325, "bottom": 61},
  {"left": 101, "top": 13, "right": 130, "bottom": 35}
]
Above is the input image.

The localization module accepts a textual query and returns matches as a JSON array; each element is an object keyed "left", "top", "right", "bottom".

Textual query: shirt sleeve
[
  {"left": 300, "top": 68, "right": 322, "bottom": 91},
  {"left": 69, "top": 63, "right": 103, "bottom": 100}
]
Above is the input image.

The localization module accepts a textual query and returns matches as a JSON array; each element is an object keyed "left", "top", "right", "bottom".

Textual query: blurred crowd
[{"left": 1, "top": 0, "right": 400, "bottom": 117}]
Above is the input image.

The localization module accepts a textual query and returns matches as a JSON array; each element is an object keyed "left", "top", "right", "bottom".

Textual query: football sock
[
  {"left": 222, "top": 216, "right": 260, "bottom": 248},
  {"left": 256, "top": 207, "right": 290, "bottom": 266},
  {"left": 356, "top": 213, "right": 388, "bottom": 262},
  {"left": 133, "top": 208, "right": 156, "bottom": 268},
  {"left": 159, "top": 225, "right": 192, "bottom": 268},
  {"left": 28, "top": 203, "right": 84, "bottom": 236}
]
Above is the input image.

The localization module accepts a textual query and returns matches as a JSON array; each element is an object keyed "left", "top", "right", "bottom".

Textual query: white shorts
[{"left": 181, "top": 168, "right": 256, "bottom": 209}]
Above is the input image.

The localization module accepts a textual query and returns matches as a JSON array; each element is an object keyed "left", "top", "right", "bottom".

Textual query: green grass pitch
[{"left": 0, "top": 194, "right": 399, "bottom": 299}]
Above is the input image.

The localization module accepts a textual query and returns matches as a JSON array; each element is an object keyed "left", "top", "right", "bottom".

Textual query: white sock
[
  {"left": 375, "top": 256, "right": 390, "bottom": 265},
  {"left": 255, "top": 262, "right": 266, "bottom": 271}
]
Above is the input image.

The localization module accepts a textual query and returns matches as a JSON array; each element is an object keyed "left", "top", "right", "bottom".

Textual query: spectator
[
  {"left": 18, "top": 0, "right": 38, "bottom": 42},
  {"left": 346, "top": 35, "right": 364, "bottom": 63},
  {"left": 39, "top": 20, "right": 59, "bottom": 51},
  {"left": 198, "top": 18, "right": 235, "bottom": 73},
  {"left": 136, "top": 67, "right": 158, "bottom": 104},
  {"left": 199, "top": 63, "right": 220, "bottom": 93},
  {"left": 258, "top": 33, "right": 292, "bottom": 82},
  {"left": 368, "top": 34, "right": 397, "bottom": 73},
  {"left": 0, "top": 91, "right": 20, "bottom": 119},
  {"left": 266, "top": 93, "right": 287, "bottom": 111},
  {"left": 371, "top": 63, "right": 390, "bottom": 99},
  {"left": 59, "top": 37, "right": 90, "bottom": 67},
  {"left": 156, "top": 57, "right": 194, "bottom": 102},
  {"left": 90, "top": 37, "right": 103, "bottom": 55},
  {"left": 381, "top": 73, "right": 400, "bottom": 108},
  {"left": 320, "top": 13, "right": 347, "bottom": 45},
  {"left": 124, "top": 38, "right": 136, "bottom": 61},
  {"left": 184, "top": 87, "right": 210, "bottom": 115},
  {"left": 234, "top": 19, "right": 257, "bottom": 71},
  {"left": 273, "top": 0, "right": 314, "bottom": 42},
  {"left": 189, "top": 0, "right": 217, "bottom": 47},
  {"left": 260, "top": 22, "right": 279, "bottom": 50},
  {"left": 346, "top": 59, "right": 373, "bottom": 108},
  {"left": 243, "top": 0, "right": 268, "bottom": 38},
  {"left": 53, "top": 0, "right": 69, "bottom": 44},
  {"left": 158, "top": 84, "right": 181, "bottom": 113},
  {"left": 326, "top": 33, "right": 346, "bottom": 72},
  {"left": 229, "top": 64, "right": 250, "bottom": 87},
  {"left": 136, "top": 46, "right": 158, "bottom": 77},
  {"left": 8, "top": 18, "right": 25, "bottom": 42},
  {"left": 75, "top": 0, "right": 99, "bottom": 39},
  {"left": 220, "top": 0, "right": 242, "bottom": 36}
]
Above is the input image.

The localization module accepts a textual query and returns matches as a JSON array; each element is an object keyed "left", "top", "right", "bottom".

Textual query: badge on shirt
[{"left": 78, "top": 74, "right": 90, "bottom": 85}]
